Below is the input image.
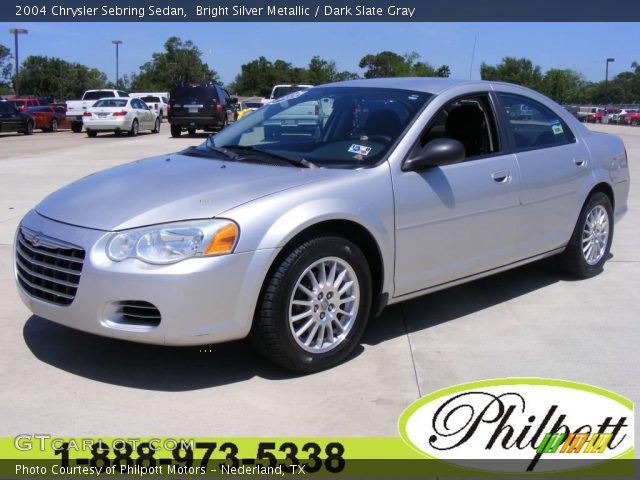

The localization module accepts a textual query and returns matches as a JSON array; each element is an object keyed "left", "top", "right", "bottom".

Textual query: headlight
[{"left": 106, "top": 219, "right": 239, "bottom": 264}]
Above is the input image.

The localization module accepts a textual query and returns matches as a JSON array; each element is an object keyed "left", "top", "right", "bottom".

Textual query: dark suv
[
  {"left": 168, "top": 82, "right": 234, "bottom": 137},
  {"left": 0, "top": 102, "right": 34, "bottom": 135}
]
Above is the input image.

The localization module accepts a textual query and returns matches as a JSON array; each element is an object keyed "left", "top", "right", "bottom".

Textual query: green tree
[
  {"left": 306, "top": 55, "right": 358, "bottom": 85},
  {"left": 358, "top": 51, "right": 409, "bottom": 78},
  {"left": 539, "top": 69, "right": 590, "bottom": 104},
  {"left": 0, "top": 44, "right": 12, "bottom": 90},
  {"left": 16, "top": 55, "right": 107, "bottom": 99},
  {"left": 358, "top": 51, "right": 448, "bottom": 78},
  {"left": 130, "top": 37, "right": 219, "bottom": 91},
  {"left": 480, "top": 57, "right": 543, "bottom": 89}
]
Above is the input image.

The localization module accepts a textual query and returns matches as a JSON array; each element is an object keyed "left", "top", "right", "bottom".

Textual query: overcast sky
[{"left": 1, "top": 22, "right": 637, "bottom": 85}]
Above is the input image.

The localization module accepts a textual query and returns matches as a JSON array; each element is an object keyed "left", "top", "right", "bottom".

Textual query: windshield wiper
[
  {"left": 202, "top": 136, "right": 240, "bottom": 160},
  {"left": 223, "top": 145, "right": 318, "bottom": 169}
]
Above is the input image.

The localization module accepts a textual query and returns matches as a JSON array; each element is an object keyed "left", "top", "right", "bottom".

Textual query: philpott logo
[{"left": 398, "top": 379, "right": 634, "bottom": 473}]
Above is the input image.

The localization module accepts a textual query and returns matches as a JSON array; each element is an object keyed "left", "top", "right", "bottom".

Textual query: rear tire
[
  {"left": 153, "top": 117, "right": 160, "bottom": 134},
  {"left": 557, "top": 192, "right": 613, "bottom": 278},
  {"left": 71, "top": 122, "right": 82, "bottom": 133},
  {"left": 250, "top": 236, "right": 372, "bottom": 373},
  {"left": 86, "top": 130, "right": 98, "bottom": 137},
  {"left": 130, "top": 119, "right": 139, "bottom": 137},
  {"left": 170, "top": 125, "right": 181, "bottom": 137},
  {"left": 632, "top": 119, "right": 639, "bottom": 127},
  {"left": 50, "top": 119, "right": 58, "bottom": 132},
  {"left": 188, "top": 128, "right": 196, "bottom": 136}
]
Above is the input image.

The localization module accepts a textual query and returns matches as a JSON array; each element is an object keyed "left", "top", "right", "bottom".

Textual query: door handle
[
  {"left": 491, "top": 170, "right": 511, "bottom": 184},
  {"left": 573, "top": 158, "right": 587, "bottom": 167}
]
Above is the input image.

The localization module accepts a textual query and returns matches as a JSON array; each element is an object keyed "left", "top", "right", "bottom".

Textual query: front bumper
[{"left": 15, "top": 210, "right": 278, "bottom": 346}]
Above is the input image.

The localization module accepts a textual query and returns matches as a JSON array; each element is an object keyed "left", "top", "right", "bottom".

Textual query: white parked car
[
  {"left": 83, "top": 97, "right": 160, "bottom": 137},
  {"left": 139, "top": 95, "right": 169, "bottom": 121}
]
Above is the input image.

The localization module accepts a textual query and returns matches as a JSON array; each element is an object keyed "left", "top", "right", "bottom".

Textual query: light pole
[
  {"left": 605, "top": 58, "right": 615, "bottom": 83},
  {"left": 9, "top": 28, "right": 28, "bottom": 95},
  {"left": 112, "top": 40, "right": 123, "bottom": 87}
]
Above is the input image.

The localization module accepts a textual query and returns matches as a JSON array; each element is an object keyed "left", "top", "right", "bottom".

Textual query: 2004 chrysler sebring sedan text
[{"left": 14, "top": 78, "right": 629, "bottom": 372}]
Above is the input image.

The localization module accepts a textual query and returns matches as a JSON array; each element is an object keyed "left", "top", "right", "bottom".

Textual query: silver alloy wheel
[
  {"left": 582, "top": 205, "right": 610, "bottom": 265},
  {"left": 289, "top": 256, "right": 360, "bottom": 354}
]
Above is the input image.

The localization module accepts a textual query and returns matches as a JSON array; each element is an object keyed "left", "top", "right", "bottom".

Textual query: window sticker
[
  {"left": 552, "top": 124, "right": 564, "bottom": 135},
  {"left": 348, "top": 144, "right": 372, "bottom": 156}
]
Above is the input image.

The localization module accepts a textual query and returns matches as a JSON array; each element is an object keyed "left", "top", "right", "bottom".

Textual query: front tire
[
  {"left": 71, "top": 121, "right": 82, "bottom": 133},
  {"left": 153, "top": 117, "right": 160, "bottom": 133},
  {"left": 86, "top": 130, "right": 98, "bottom": 137},
  {"left": 557, "top": 192, "right": 613, "bottom": 278},
  {"left": 632, "top": 119, "right": 639, "bottom": 127},
  {"left": 50, "top": 119, "right": 58, "bottom": 132},
  {"left": 24, "top": 120, "right": 34, "bottom": 135},
  {"left": 250, "top": 236, "right": 372, "bottom": 372}
]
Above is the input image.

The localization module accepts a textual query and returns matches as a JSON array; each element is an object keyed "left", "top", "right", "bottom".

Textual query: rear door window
[
  {"left": 172, "top": 85, "right": 218, "bottom": 105},
  {"left": 84, "top": 91, "right": 115, "bottom": 101},
  {"left": 498, "top": 93, "right": 575, "bottom": 150}
]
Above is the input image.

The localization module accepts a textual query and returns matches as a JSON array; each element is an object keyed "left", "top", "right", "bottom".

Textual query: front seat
[
  {"left": 365, "top": 109, "right": 403, "bottom": 139},
  {"left": 445, "top": 105, "right": 487, "bottom": 157}
]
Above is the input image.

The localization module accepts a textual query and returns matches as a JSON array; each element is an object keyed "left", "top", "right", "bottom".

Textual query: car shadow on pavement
[
  {"left": 21, "top": 256, "right": 597, "bottom": 391},
  {"left": 22, "top": 316, "right": 314, "bottom": 391},
  {"left": 363, "top": 257, "right": 576, "bottom": 345}
]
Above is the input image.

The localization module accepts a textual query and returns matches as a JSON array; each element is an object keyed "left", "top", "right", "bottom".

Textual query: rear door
[{"left": 497, "top": 93, "right": 591, "bottom": 257}]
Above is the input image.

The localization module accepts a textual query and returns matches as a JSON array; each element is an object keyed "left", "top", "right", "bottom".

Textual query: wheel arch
[
  {"left": 253, "top": 218, "right": 388, "bottom": 324},
  {"left": 587, "top": 182, "right": 615, "bottom": 210}
]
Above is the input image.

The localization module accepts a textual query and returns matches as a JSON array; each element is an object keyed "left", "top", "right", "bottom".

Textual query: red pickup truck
[
  {"left": 585, "top": 111, "right": 605, "bottom": 123},
  {"left": 6, "top": 97, "right": 48, "bottom": 112},
  {"left": 620, "top": 111, "right": 640, "bottom": 126}
]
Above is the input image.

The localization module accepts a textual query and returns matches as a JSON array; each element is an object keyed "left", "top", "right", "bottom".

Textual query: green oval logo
[{"left": 398, "top": 378, "right": 634, "bottom": 474}]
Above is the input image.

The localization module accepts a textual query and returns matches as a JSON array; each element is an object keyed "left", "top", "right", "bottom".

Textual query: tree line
[{"left": 1, "top": 36, "right": 639, "bottom": 105}]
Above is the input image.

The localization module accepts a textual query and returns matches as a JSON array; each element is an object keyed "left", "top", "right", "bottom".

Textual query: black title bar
[{"left": 3, "top": 0, "right": 640, "bottom": 22}]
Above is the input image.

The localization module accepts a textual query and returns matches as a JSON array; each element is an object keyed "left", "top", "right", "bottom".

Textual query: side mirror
[{"left": 402, "top": 138, "right": 465, "bottom": 172}]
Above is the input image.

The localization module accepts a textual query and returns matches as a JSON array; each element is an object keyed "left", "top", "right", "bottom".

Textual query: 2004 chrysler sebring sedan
[{"left": 15, "top": 78, "right": 629, "bottom": 372}]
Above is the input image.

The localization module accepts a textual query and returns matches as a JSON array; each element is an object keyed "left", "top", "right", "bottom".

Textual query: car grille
[
  {"left": 15, "top": 227, "right": 85, "bottom": 306},
  {"left": 115, "top": 301, "right": 161, "bottom": 327}
]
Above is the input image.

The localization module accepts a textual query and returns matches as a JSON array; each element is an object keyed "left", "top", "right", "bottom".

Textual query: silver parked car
[{"left": 14, "top": 78, "right": 630, "bottom": 372}]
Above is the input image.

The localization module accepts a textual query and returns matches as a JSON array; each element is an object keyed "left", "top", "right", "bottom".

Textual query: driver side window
[{"left": 415, "top": 94, "right": 500, "bottom": 161}]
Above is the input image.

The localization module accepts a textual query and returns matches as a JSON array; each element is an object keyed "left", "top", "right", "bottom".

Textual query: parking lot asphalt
[{"left": 0, "top": 125, "right": 638, "bottom": 444}]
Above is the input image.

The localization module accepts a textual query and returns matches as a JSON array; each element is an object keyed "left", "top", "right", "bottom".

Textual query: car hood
[{"left": 35, "top": 152, "right": 337, "bottom": 231}]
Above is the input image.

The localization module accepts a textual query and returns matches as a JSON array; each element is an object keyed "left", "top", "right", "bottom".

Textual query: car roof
[{"left": 321, "top": 77, "right": 526, "bottom": 95}]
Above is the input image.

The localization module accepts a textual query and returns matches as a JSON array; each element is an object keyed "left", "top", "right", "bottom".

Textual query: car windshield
[
  {"left": 194, "top": 87, "right": 432, "bottom": 168},
  {"left": 271, "top": 86, "right": 310, "bottom": 99},
  {"left": 8, "top": 100, "right": 25, "bottom": 108},
  {"left": 93, "top": 99, "right": 128, "bottom": 108},
  {"left": 141, "top": 96, "right": 161, "bottom": 102}
]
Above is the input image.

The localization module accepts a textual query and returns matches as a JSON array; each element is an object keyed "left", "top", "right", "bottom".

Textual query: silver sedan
[{"left": 14, "top": 78, "right": 630, "bottom": 372}]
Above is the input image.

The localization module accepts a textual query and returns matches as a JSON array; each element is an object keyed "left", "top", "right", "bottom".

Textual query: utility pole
[
  {"left": 112, "top": 40, "right": 123, "bottom": 87},
  {"left": 605, "top": 58, "right": 615, "bottom": 83},
  {"left": 9, "top": 28, "right": 28, "bottom": 95}
]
